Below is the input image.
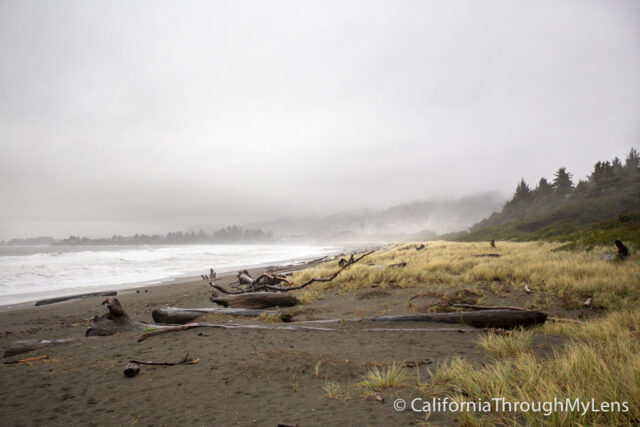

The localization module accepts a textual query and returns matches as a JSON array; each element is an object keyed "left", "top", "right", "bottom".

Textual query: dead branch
[
  {"left": 263, "top": 250, "right": 375, "bottom": 292},
  {"left": 404, "top": 359, "right": 432, "bottom": 368},
  {"left": 212, "top": 250, "right": 375, "bottom": 294},
  {"left": 129, "top": 353, "right": 199, "bottom": 366},
  {"left": 3, "top": 337, "right": 97, "bottom": 358},
  {"left": 362, "top": 327, "right": 503, "bottom": 333},
  {"left": 450, "top": 303, "right": 529, "bottom": 311},
  {"left": 35, "top": 291, "right": 117, "bottom": 307},
  {"left": 547, "top": 317, "right": 585, "bottom": 324},
  {"left": 3, "top": 355, "right": 49, "bottom": 364},
  {"left": 137, "top": 322, "right": 335, "bottom": 342}
]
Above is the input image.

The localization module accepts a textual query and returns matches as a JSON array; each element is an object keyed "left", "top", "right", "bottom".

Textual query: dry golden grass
[
  {"left": 291, "top": 241, "right": 640, "bottom": 310},
  {"left": 358, "top": 362, "right": 409, "bottom": 392},
  {"left": 477, "top": 327, "right": 536, "bottom": 358},
  {"left": 302, "top": 241, "right": 640, "bottom": 426},
  {"left": 419, "top": 311, "right": 640, "bottom": 425}
]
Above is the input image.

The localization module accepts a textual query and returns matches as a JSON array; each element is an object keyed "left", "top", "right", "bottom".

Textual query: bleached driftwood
[
  {"left": 209, "top": 292, "right": 299, "bottom": 309},
  {"left": 152, "top": 306, "right": 292, "bottom": 324},
  {"left": 85, "top": 297, "right": 157, "bottom": 336}
]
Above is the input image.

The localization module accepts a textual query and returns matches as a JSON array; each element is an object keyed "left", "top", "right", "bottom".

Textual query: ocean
[{"left": 0, "top": 244, "right": 339, "bottom": 306}]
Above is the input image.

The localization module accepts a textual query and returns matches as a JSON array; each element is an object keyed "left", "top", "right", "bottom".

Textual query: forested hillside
[{"left": 452, "top": 148, "right": 640, "bottom": 248}]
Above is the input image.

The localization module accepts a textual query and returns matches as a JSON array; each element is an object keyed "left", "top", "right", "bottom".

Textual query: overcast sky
[{"left": 1, "top": 0, "right": 639, "bottom": 239}]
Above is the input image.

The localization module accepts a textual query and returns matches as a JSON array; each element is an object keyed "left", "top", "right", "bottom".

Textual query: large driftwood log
[
  {"left": 3, "top": 337, "right": 97, "bottom": 358},
  {"left": 152, "top": 306, "right": 292, "bottom": 324},
  {"left": 210, "top": 292, "right": 299, "bottom": 309},
  {"left": 292, "top": 309, "right": 546, "bottom": 329},
  {"left": 85, "top": 297, "right": 156, "bottom": 336},
  {"left": 449, "top": 303, "right": 584, "bottom": 324},
  {"left": 35, "top": 291, "right": 117, "bottom": 306},
  {"left": 372, "top": 309, "right": 546, "bottom": 329}
]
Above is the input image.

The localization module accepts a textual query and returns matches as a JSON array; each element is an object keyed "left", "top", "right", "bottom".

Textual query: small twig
[
  {"left": 138, "top": 322, "right": 335, "bottom": 342},
  {"left": 404, "top": 359, "right": 432, "bottom": 368},
  {"left": 129, "top": 353, "right": 199, "bottom": 366},
  {"left": 362, "top": 327, "right": 502, "bottom": 333},
  {"left": 548, "top": 317, "right": 585, "bottom": 324},
  {"left": 450, "top": 303, "right": 529, "bottom": 311},
  {"left": 4, "top": 355, "right": 49, "bottom": 364}
]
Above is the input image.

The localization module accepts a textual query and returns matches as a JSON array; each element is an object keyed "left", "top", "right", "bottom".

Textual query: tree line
[
  {"left": 51, "top": 226, "right": 276, "bottom": 246},
  {"left": 474, "top": 148, "right": 640, "bottom": 229}
]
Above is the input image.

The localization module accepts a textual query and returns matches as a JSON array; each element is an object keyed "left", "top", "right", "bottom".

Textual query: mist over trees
[{"left": 471, "top": 148, "right": 640, "bottom": 231}]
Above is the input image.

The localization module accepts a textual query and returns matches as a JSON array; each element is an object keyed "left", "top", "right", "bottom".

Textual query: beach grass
[
  {"left": 290, "top": 241, "right": 640, "bottom": 311},
  {"left": 303, "top": 241, "right": 640, "bottom": 426}
]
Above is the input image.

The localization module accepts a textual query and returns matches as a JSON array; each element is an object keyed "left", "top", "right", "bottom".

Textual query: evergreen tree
[
  {"left": 534, "top": 177, "right": 554, "bottom": 198},
  {"left": 624, "top": 147, "right": 640, "bottom": 183},
  {"left": 589, "top": 161, "right": 617, "bottom": 193},
  {"left": 552, "top": 167, "right": 574, "bottom": 198},
  {"left": 512, "top": 179, "right": 532, "bottom": 204}
]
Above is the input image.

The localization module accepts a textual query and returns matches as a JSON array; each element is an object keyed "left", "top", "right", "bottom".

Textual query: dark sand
[{"left": 0, "top": 263, "right": 568, "bottom": 426}]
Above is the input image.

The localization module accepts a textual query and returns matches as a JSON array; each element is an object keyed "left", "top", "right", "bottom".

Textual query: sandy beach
[{"left": 0, "top": 247, "right": 578, "bottom": 427}]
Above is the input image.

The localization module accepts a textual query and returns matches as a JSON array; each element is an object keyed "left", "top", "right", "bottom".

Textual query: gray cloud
[{"left": 1, "top": 0, "right": 639, "bottom": 238}]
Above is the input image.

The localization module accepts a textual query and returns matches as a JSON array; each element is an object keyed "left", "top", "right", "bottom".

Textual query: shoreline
[{"left": 0, "top": 247, "right": 349, "bottom": 311}]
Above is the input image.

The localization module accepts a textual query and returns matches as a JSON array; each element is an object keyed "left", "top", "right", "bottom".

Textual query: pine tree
[
  {"left": 534, "top": 178, "right": 554, "bottom": 198},
  {"left": 623, "top": 147, "right": 640, "bottom": 183},
  {"left": 552, "top": 167, "right": 574, "bottom": 198},
  {"left": 512, "top": 179, "right": 532, "bottom": 204}
]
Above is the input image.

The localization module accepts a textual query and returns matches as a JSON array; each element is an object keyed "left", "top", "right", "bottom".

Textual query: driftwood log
[
  {"left": 3, "top": 337, "right": 97, "bottom": 358},
  {"left": 137, "top": 322, "right": 335, "bottom": 342},
  {"left": 210, "top": 292, "right": 299, "bottom": 309},
  {"left": 153, "top": 306, "right": 292, "bottom": 324},
  {"left": 372, "top": 309, "right": 546, "bottom": 329},
  {"left": 449, "top": 303, "right": 584, "bottom": 324},
  {"left": 35, "top": 291, "right": 117, "bottom": 307},
  {"left": 86, "top": 297, "right": 157, "bottom": 336},
  {"left": 295, "top": 309, "right": 546, "bottom": 329},
  {"left": 232, "top": 271, "right": 292, "bottom": 291}
]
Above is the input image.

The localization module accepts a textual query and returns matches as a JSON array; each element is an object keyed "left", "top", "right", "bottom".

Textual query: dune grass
[
  {"left": 302, "top": 242, "right": 640, "bottom": 426},
  {"left": 477, "top": 327, "right": 536, "bottom": 358},
  {"left": 358, "top": 362, "right": 409, "bottom": 392},
  {"left": 419, "top": 311, "right": 640, "bottom": 425},
  {"left": 291, "top": 241, "right": 640, "bottom": 311}
]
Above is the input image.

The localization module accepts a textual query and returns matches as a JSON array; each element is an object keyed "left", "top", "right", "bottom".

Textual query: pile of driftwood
[{"left": 208, "top": 251, "right": 375, "bottom": 309}]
